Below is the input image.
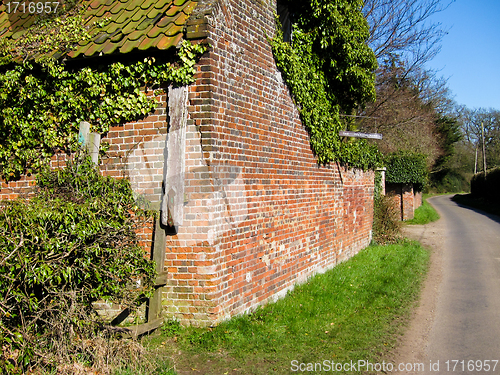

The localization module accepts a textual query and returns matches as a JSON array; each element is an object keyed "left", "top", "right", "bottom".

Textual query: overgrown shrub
[
  {"left": 0, "top": 154, "right": 156, "bottom": 373},
  {"left": 372, "top": 195, "right": 402, "bottom": 244}
]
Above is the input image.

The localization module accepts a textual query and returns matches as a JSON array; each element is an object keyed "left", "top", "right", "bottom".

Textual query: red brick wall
[
  {"left": 386, "top": 183, "right": 417, "bottom": 221},
  {"left": 0, "top": 175, "right": 35, "bottom": 200},
  {"left": 401, "top": 184, "right": 414, "bottom": 220},
  {"left": 162, "top": 0, "right": 375, "bottom": 325},
  {"left": 101, "top": 91, "right": 168, "bottom": 205},
  {"left": 0, "top": 0, "right": 376, "bottom": 326},
  {"left": 100, "top": 91, "right": 169, "bottom": 252},
  {"left": 414, "top": 189, "right": 423, "bottom": 210}
]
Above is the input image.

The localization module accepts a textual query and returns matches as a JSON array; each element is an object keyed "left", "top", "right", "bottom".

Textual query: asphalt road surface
[{"left": 423, "top": 195, "right": 500, "bottom": 374}]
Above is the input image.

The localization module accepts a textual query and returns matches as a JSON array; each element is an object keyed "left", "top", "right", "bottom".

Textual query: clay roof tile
[{"left": 0, "top": 0, "right": 203, "bottom": 59}]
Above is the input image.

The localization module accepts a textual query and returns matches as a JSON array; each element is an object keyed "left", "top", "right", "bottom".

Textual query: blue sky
[{"left": 425, "top": 0, "right": 500, "bottom": 110}]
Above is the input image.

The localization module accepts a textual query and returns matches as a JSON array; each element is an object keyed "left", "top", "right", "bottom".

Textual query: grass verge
[
  {"left": 148, "top": 241, "right": 429, "bottom": 375},
  {"left": 452, "top": 194, "right": 500, "bottom": 217},
  {"left": 405, "top": 194, "right": 440, "bottom": 225}
]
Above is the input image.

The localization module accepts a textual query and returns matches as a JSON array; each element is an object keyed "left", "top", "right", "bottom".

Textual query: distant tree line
[{"left": 357, "top": 0, "right": 499, "bottom": 193}]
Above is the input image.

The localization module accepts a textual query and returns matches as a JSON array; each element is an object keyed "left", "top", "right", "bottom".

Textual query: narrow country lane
[
  {"left": 396, "top": 195, "right": 500, "bottom": 374},
  {"left": 424, "top": 195, "right": 500, "bottom": 373}
]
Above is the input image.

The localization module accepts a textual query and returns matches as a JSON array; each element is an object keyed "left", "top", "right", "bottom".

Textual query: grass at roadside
[
  {"left": 147, "top": 241, "right": 429, "bottom": 375},
  {"left": 405, "top": 194, "right": 440, "bottom": 225},
  {"left": 452, "top": 194, "right": 500, "bottom": 217}
]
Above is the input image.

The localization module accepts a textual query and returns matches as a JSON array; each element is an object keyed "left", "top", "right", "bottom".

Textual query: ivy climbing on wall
[
  {"left": 0, "top": 9, "right": 207, "bottom": 182},
  {"left": 270, "top": 0, "right": 381, "bottom": 169}
]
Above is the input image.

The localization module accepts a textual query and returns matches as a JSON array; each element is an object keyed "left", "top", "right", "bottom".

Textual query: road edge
[{"left": 388, "top": 196, "right": 446, "bottom": 373}]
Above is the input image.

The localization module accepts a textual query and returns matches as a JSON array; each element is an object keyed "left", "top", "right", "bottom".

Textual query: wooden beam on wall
[{"left": 147, "top": 215, "right": 166, "bottom": 323}]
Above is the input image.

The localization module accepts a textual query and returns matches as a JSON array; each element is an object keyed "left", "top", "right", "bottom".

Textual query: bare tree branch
[{"left": 363, "top": 0, "right": 453, "bottom": 67}]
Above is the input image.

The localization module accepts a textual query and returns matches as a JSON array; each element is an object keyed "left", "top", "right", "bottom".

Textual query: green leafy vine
[
  {"left": 0, "top": 13, "right": 207, "bottom": 182},
  {"left": 269, "top": 0, "right": 381, "bottom": 169}
]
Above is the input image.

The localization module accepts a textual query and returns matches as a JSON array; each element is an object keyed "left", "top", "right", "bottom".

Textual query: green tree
[{"left": 433, "top": 115, "right": 462, "bottom": 170}]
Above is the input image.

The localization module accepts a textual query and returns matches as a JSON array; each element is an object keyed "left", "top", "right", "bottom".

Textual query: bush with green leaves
[
  {"left": 0, "top": 154, "right": 157, "bottom": 373},
  {"left": 385, "top": 151, "right": 428, "bottom": 188},
  {"left": 430, "top": 168, "right": 470, "bottom": 193}
]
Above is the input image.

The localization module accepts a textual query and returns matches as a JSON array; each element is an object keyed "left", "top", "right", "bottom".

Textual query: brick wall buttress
[{"left": 162, "top": 0, "right": 375, "bottom": 326}]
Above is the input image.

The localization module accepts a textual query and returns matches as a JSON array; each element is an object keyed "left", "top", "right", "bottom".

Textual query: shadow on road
[{"left": 451, "top": 194, "right": 500, "bottom": 225}]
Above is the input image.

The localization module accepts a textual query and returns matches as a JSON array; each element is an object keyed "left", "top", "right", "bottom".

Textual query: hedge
[
  {"left": 385, "top": 152, "right": 427, "bottom": 187},
  {"left": 471, "top": 167, "right": 500, "bottom": 203}
]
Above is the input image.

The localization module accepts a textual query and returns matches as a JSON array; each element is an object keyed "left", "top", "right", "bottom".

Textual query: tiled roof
[{"left": 0, "top": 0, "right": 206, "bottom": 60}]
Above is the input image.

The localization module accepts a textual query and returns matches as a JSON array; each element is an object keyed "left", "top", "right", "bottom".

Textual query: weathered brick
[{"left": 0, "top": 0, "right": 379, "bottom": 329}]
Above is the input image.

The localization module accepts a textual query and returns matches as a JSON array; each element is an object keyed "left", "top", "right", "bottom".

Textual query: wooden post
[
  {"left": 375, "top": 167, "right": 386, "bottom": 195},
  {"left": 161, "top": 85, "right": 188, "bottom": 230},
  {"left": 147, "top": 214, "right": 166, "bottom": 322},
  {"left": 481, "top": 122, "right": 487, "bottom": 174},
  {"left": 474, "top": 146, "right": 478, "bottom": 175},
  {"left": 88, "top": 132, "right": 101, "bottom": 165},
  {"left": 400, "top": 183, "right": 404, "bottom": 221}
]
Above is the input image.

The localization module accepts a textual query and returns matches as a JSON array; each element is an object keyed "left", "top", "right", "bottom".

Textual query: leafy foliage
[
  {"left": 430, "top": 168, "right": 470, "bottom": 193},
  {"left": 0, "top": 26, "right": 206, "bottom": 181},
  {"left": 434, "top": 115, "right": 463, "bottom": 169},
  {"left": 269, "top": 0, "right": 381, "bottom": 169},
  {"left": 385, "top": 151, "right": 428, "bottom": 186},
  {"left": 0, "top": 154, "right": 156, "bottom": 373}
]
